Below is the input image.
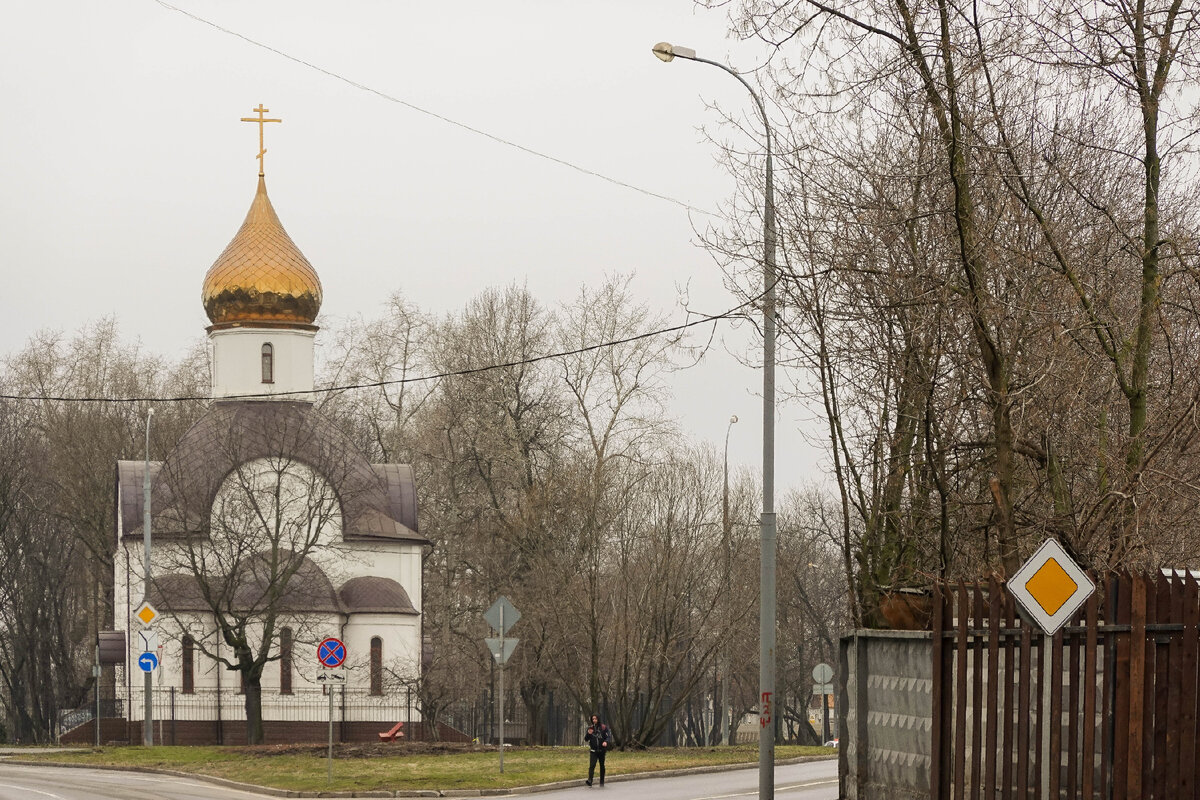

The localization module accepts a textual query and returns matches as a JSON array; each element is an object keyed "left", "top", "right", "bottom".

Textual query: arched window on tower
[
  {"left": 182, "top": 635, "right": 195, "bottom": 694},
  {"left": 370, "top": 637, "right": 383, "bottom": 696},
  {"left": 261, "top": 342, "right": 274, "bottom": 383},
  {"left": 280, "top": 627, "right": 293, "bottom": 695}
]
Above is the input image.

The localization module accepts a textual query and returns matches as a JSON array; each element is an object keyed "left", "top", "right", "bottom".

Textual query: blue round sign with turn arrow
[
  {"left": 138, "top": 652, "right": 159, "bottom": 672},
  {"left": 318, "top": 637, "right": 346, "bottom": 668}
]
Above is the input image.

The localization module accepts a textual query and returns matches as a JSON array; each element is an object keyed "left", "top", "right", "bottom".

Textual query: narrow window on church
[
  {"left": 261, "top": 342, "right": 274, "bottom": 383},
  {"left": 370, "top": 637, "right": 383, "bottom": 696},
  {"left": 280, "top": 627, "right": 293, "bottom": 695},
  {"left": 182, "top": 635, "right": 194, "bottom": 694}
]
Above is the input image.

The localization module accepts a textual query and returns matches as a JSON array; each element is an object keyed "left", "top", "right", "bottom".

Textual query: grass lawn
[{"left": 17, "top": 742, "right": 833, "bottom": 794}]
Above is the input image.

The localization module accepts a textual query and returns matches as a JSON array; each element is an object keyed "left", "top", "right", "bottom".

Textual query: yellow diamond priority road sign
[
  {"left": 1008, "top": 539, "right": 1094, "bottom": 635},
  {"left": 134, "top": 600, "right": 159, "bottom": 627}
]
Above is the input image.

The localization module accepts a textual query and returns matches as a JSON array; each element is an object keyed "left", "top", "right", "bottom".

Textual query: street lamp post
[
  {"left": 721, "top": 414, "right": 738, "bottom": 746},
  {"left": 652, "top": 41, "right": 777, "bottom": 800}
]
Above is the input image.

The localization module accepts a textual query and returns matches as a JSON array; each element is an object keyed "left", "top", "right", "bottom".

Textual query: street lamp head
[
  {"left": 652, "top": 42, "right": 697, "bottom": 63},
  {"left": 730, "top": 414, "right": 739, "bottom": 424}
]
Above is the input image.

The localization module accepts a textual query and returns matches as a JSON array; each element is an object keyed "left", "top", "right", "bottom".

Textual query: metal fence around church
[{"left": 60, "top": 685, "right": 582, "bottom": 746}]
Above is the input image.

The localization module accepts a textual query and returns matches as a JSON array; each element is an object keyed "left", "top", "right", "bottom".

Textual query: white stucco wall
[
  {"left": 343, "top": 613, "right": 422, "bottom": 675},
  {"left": 209, "top": 327, "right": 315, "bottom": 400},
  {"left": 335, "top": 542, "right": 424, "bottom": 610}
]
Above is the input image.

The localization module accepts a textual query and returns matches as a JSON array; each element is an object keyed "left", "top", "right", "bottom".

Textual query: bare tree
[
  {"left": 705, "top": 0, "right": 1200, "bottom": 623},
  {"left": 0, "top": 395, "right": 93, "bottom": 742},
  {"left": 319, "top": 292, "right": 433, "bottom": 464}
]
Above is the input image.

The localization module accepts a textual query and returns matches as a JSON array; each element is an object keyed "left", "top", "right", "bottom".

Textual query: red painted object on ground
[{"left": 378, "top": 721, "right": 405, "bottom": 742}]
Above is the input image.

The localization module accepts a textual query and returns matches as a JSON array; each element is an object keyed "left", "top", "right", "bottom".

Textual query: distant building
[{"left": 105, "top": 119, "right": 428, "bottom": 744}]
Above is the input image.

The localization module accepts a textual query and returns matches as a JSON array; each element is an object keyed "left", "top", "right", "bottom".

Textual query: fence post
[
  {"left": 969, "top": 584, "right": 984, "bottom": 800},
  {"left": 94, "top": 644, "right": 101, "bottom": 748},
  {"left": 953, "top": 583, "right": 968, "bottom": 800},
  {"left": 1180, "top": 576, "right": 1199, "bottom": 797},
  {"left": 339, "top": 685, "right": 346, "bottom": 744},
  {"left": 1111, "top": 573, "right": 1130, "bottom": 799},
  {"left": 216, "top": 664, "right": 223, "bottom": 746},
  {"left": 855, "top": 631, "right": 869, "bottom": 798},
  {"left": 1127, "top": 574, "right": 1147, "bottom": 799},
  {"left": 837, "top": 637, "right": 850, "bottom": 800},
  {"left": 982, "top": 577, "right": 1000, "bottom": 799},
  {"left": 931, "top": 584, "right": 945, "bottom": 800}
]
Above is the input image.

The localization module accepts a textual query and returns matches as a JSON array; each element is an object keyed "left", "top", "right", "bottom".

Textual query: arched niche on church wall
[{"left": 206, "top": 456, "right": 347, "bottom": 572}]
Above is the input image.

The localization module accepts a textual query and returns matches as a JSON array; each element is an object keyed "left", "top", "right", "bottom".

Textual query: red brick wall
[{"left": 60, "top": 718, "right": 131, "bottom": 745}]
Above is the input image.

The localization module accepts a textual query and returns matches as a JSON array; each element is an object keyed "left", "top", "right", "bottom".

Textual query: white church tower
[{"left": 202, "top": 105, "right": 321, "bottom": 401}]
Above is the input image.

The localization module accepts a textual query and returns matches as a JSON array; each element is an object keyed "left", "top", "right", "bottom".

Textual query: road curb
[{"left": 0, "top": 752, "right": 837, "bottom": 797}]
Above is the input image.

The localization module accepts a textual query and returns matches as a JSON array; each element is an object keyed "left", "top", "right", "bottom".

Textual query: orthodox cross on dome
[{"left": 240, "top": 104, "right": 281, "bottom": 177}]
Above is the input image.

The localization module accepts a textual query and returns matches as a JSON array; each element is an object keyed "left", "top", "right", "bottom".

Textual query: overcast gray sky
[{"left": 0, "top": 0, "right": 821, "bottom": 488}]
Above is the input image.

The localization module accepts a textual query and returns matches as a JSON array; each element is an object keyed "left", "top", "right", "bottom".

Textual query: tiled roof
[
  {"left": 339, "top": 576, "right": 418, "bottom": 615},
  {"left": 150, "top": 553, "right": 344, "bottom": 614},
  {"left": 115, "top": 460, "right": 161, "bottom": 537},
  {"left": 116, "top": 401, "right": 424, "bottom": 545}
]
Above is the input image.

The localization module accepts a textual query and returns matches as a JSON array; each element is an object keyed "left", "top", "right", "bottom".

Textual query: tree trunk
[{"left": 244, "top": 677, "right": 264, "bottom": 745}]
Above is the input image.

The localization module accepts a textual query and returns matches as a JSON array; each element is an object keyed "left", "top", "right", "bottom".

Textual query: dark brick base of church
[{"left": 62, "top": 718, "right": 469, "bottom": 746}]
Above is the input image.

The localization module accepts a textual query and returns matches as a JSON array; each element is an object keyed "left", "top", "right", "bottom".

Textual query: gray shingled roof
[
  {"left": 115, "top": 401, "right": 424, "bottom": 545},
  {"left": 114, "top": 460, "right": 161, "bottom": 539},
  {"left": 338, "top": 576, "right": 418, "bottom": 615},
  {"left": 150, "top": 553, "right": 344, "bottom": 614}
]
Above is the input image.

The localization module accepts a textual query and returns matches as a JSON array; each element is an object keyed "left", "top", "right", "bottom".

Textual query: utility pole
[
  {"left": 142, "top": 407, "right": 154, "bottom": 746},
  {"left": 721, "top": 414, "right": 738, "bottom": 746}
]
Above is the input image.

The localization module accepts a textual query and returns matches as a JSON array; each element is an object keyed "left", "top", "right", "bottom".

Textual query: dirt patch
[{"left": 234, "top": 741, "right": 496, "bottom": 759}]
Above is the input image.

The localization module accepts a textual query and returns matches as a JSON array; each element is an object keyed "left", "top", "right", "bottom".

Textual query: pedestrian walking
[{"left": 584, "top": 713, "right": 613, "bottom": 786}]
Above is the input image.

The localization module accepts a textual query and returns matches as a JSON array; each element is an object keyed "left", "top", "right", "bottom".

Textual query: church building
[{"left": 109, "top": 108, "right": 428, "bottom": 744}]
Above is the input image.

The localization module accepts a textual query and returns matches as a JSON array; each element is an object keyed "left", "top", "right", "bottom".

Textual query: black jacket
[{"left": 585, "top": 723, "right": 613, "bottom": 753}]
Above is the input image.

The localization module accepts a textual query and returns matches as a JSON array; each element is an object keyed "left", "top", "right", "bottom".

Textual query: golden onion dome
[{"left": 202, "top": 176, "right": 322, "bottom": 327}]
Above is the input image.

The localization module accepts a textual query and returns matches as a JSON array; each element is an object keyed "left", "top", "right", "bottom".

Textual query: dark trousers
[{"left": 588, "top": 749, "right": 606, "bottom": 783}]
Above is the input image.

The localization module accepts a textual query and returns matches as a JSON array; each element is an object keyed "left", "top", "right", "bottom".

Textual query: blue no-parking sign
[
  {"left": 317, "top": 637, "right": 346, "bottom": 668},
  {"left": 138, "top": 651, "right": 158, "bottom": 672}
]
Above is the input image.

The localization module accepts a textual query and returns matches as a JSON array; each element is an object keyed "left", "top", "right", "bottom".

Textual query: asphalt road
[
  {"left": 0, "top": 756, "right": 838, "bottom": 800},
  {"left": 536, "top": 760, "right": 840, "bottom": 800},
  {"left": 0, "top": 762, "right": 271, "bottom": 800}
]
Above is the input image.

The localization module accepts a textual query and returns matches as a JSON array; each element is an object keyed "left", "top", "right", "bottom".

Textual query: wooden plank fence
[{"left": 930, "top": 571, "right": 1200, "bottom": 799}]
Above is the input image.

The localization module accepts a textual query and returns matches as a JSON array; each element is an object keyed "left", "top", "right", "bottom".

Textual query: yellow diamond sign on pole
[
  {"left": 133, "top": 600, "right": 159, "bottom": 627},
  {"left": 1008, "top": 539, "right": 1094, "bottom": 635}
]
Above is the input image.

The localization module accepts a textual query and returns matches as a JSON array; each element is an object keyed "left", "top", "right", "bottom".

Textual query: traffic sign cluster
[{"left": 134, "top": 601, "right": 161, "bottom": 673}]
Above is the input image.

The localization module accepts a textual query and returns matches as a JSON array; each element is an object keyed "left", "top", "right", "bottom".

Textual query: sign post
[
  {"left": 812, "top": 663, "right": 834, "bottom": 742},
  {"left": 318, "top": 638, "right": 346, "bottom": 783},
  {"left": 484, "top": 597, "right": 520, "bottom": 773},
  {"left": 94, "top": 644, "right": 101, "bottom": 748},
  {"left": 140, "top": 407, "right": 154, "bottom": 747}
]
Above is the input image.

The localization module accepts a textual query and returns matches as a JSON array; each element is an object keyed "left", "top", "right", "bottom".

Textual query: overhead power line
[
  {"left": 0, "top": 287, "right": 769, "bottom": 404},
  {"left": 153, "top": 0, "right": 714, "bottom": 217}
]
